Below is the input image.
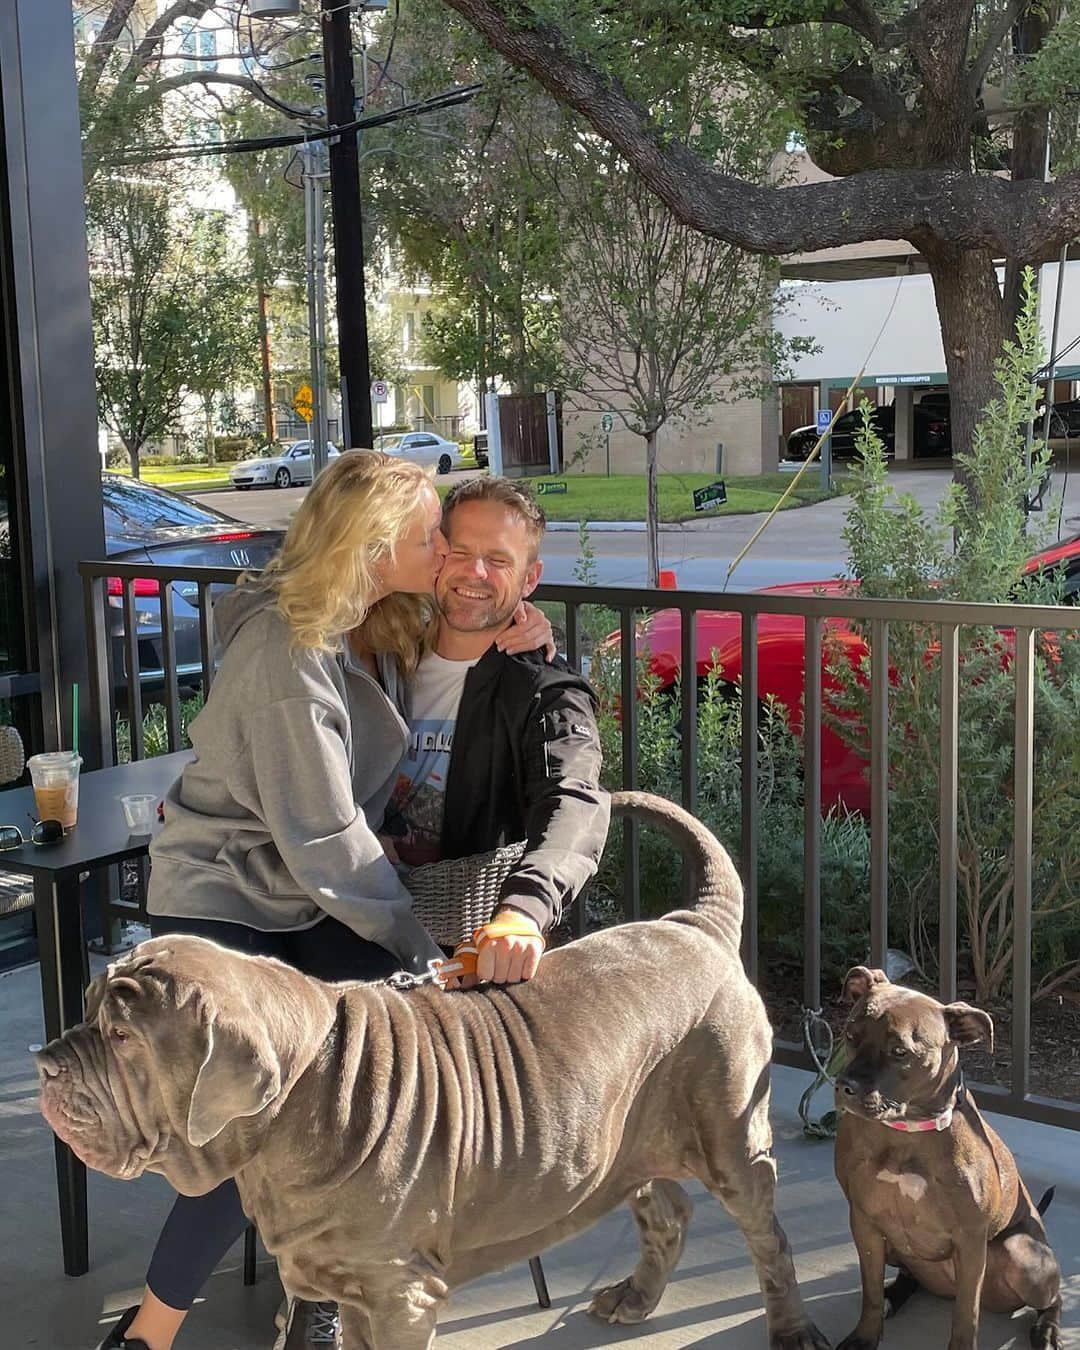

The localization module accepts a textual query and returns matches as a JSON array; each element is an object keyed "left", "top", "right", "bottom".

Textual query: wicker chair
[
  {"left": 0, "top": 727, "right": 34, "bottom": 926},
  {"left": 403, "top": 840, "right": 526, "bottom": 947},
  {"left": 242, "top": 841, "right": 552, "bottom": 1309}
]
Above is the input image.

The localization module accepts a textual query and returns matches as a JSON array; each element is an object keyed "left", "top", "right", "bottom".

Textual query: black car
[
  {"left": 102, "top": 475, "right": 283, "bottom": 688},
  {"left": 1043, "top": 398, "right": 1080, "bottom": 440},
  {"left": 786, "top": 396, "right": 951, "bottom": 461}
]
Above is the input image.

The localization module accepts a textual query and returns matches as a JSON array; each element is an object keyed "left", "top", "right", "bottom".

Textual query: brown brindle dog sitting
[{"left": 833, "top": 967, "right": 1061, "bottom": 1350}]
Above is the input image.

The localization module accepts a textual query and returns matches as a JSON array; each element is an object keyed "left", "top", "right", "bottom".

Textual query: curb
[{"left": 546, "top": 520, "right": 646, "bottom": 532}]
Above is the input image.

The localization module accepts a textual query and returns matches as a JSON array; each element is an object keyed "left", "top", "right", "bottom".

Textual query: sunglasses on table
[{"left": 0, "top": 818, "right": 64, "bottom": 849}]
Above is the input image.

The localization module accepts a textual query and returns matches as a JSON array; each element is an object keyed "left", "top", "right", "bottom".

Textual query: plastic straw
[{"left": 72, "top": 684, "right": 79, "bottom": 757}]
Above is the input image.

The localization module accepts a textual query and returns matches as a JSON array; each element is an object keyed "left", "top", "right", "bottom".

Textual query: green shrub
[
  {"left": 586, "top": 644, "right": 873, "bottom": 985},
  {"left": 213, "top": 436, "right": 258, "bottom": 463},
  {"left": 115, "top": 691, "right": 204, "bottom": 764},
  {"left": 830, "top": 272, "right": 1080, "bottom": 1001}
]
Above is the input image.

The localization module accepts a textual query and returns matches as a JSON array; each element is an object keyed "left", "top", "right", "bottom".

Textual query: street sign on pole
[
  {"left": 600, "top": 412, "right": 614, "bottom": 433},
  {"left": 371, "top": 379, "right": 389, "bottom": 404},
  {"left": 817, "top": 407, "right": 832, "bottom": 492},
  {"left": 293, "top": 384, "right": 314, "bottom": 423}
]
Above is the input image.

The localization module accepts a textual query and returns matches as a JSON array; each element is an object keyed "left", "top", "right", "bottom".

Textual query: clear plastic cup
[
  {"left": 27, "top": 751, "right": 82, "bottom": 833},
  {"left": 121, "top": 793, "right": 156, "bottom": 833}
]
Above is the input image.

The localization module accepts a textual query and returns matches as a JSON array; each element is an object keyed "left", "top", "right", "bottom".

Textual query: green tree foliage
[
  {"left": 830, "top": 274, "right": 1080, "bottom": 1000},
  {"left": 553, "top": 76, "right": 811, "bottom": 585},
  {"left": 439, "top": 0, "right": 1080, "bottom": 487},
  {"left": 365, "top": 0, "right": 565, "bottom": 396},
  {"left": 182, "top": 215, "right": 261, "bottom": 465}
]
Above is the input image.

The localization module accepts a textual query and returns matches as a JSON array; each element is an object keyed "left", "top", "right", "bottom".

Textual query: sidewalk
[{"left": 2, "top": 954, "right": 1076, "bottom": 1348}]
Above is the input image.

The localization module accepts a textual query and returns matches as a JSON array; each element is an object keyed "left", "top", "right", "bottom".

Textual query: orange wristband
[{"left": 474, "top": 917, "right": 546, "bottom": 948}]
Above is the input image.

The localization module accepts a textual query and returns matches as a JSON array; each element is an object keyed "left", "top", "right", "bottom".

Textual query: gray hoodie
[{"left": 147, "top": 584, "right": 442, "bottom": 971}]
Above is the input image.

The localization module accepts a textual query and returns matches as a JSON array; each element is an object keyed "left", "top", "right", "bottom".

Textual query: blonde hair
[{"left": 254, "top": 450, "right": 436, "bottom": 670}]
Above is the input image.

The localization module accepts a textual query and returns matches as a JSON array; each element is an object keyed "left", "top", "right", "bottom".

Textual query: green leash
[{"left": 797, "top": 1007, "right": 853, "bottom": 1141}]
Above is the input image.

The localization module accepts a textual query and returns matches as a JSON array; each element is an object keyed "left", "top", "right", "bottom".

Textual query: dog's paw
[
  {"left": 587, "top": 1277, "right": 661, "bottom": 1324},
  {"left": 1030, "top": 1322, "right": 1060, "bottom": 1350},
  {"left": 771, "top": 1324, "right": 833, "bottom": 1350}
]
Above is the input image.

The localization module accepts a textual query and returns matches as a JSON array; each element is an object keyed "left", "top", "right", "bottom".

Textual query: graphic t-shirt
[{"left": 382, "top": 652, "right": 477, "bottom": 866}]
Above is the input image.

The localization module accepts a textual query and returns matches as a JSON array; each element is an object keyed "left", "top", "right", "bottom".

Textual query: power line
[{"left": 103, "top": 81, "right": 486, "bottom": 166}]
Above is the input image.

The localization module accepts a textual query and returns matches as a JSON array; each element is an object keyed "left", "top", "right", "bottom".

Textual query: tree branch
[
  {"left": 78, "top": 0, "right": 139, "bottom": 105},
  {"left": 439, "top": 0, "right": 1080, "bottom": 259},
  {"left": 967, "top": 0, "right": 1026, "bottom": 104},
  {"left": 134, "top": 71, "right": 313, "bottom": 123}
]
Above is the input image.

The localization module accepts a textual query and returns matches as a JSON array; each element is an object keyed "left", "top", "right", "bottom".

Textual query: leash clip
[{"left": 385, "top": 960, "right": 448, "bottom": 992}]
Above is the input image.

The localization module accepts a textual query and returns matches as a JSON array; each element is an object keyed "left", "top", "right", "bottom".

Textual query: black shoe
[{"left": 98, "top": 1306, "right": 152, "bottom": 1350}]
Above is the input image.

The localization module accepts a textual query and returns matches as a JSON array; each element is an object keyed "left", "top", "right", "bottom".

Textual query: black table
[{"left": 3, "top": 750, "right": 193, "bottom": 1276}]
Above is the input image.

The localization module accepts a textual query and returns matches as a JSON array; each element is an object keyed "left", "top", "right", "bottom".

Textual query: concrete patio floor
[{"left": 2, "top": 955, "right": 1077, "bottom": 1349}]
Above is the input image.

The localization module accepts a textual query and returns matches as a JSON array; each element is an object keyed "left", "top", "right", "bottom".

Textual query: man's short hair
[{"left": 442, "top": 476, "right": 547, "bottom": 560}]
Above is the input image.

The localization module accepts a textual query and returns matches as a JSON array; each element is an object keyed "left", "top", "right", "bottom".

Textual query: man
[{"left": 382, "top": 474, "right": 610, "bottom": 984}]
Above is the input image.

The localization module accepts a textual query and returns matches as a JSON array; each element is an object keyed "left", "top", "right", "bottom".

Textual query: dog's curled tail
[{"left": 611, "top": 791, "right": 743, "bottom": 951}]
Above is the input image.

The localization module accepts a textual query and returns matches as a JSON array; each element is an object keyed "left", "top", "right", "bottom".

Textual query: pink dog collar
[{"left": 882, "top": 1105, "right": 954, "bottom": 1133}]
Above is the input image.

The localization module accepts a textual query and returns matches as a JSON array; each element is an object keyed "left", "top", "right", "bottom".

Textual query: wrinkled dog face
[
  {"left": 37, "top": 936, "right": 286, "bottom": 1196},
  {"left": 835, "top": 966, "right": 992, "bottom": 1124}
]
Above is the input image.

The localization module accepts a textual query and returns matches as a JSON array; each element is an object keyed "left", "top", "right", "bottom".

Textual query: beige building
[{"left": 371, "top": 281, "right": 475, "bottom": 441}]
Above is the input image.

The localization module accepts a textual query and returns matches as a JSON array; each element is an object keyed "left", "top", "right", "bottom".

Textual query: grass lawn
[
  {"left": 111, "top": 464, "right": 233, "bottom": 489},
  {"left": 113, "top": 461, "right": 841, "bottom": 521},
  {"left": 439, "top": 471, "right": 842, "bottom": 522}
]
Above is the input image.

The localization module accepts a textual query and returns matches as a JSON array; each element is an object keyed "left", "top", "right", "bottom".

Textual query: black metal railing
[{"left": 79, "top": 559, "right": 1080, "bottom": 1132}]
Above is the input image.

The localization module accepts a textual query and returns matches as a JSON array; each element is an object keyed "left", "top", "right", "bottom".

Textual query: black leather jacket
[{"left": 439, "top": 644, "right": 610, "bottom": 933}]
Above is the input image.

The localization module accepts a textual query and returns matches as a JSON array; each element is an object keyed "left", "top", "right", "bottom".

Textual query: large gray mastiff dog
[{"left": 39, "top": 792, "right": 827, "bottom": 1350}]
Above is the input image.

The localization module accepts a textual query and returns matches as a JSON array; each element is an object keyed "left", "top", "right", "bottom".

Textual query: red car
[{"left": 612, "top": 537, "right": 1080, "bottom": 815}]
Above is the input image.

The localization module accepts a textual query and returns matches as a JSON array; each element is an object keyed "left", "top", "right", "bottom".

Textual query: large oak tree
[{"left": 437, "top": 0, "right": 1080, "bottom": 468}]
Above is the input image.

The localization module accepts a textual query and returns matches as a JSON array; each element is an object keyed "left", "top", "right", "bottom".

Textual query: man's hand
[
  {"left": 441, "top": 910, "right": 545, "bottom": 989},
  {"left": 496, "top": 601, "right": 556, "bottom": 661},
  {"left": 477, "top": 908, "right": 545, "bottom": 984}
]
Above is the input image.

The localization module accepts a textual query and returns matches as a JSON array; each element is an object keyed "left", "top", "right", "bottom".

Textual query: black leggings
[{"left": 145, "top": 912, "right": 400, "bottom": 1312}]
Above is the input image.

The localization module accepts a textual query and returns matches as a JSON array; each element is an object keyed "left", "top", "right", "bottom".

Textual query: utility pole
[
  {"left": 321, "top": 0, "right": 374, "bottom": 450},
  {"left": 303, "top": 140, "right": 331, "bottom": 477}
]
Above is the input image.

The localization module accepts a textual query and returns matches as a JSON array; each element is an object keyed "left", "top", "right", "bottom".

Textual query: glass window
[
  {"left": 198, "top": 28, "right": 218, "bottom": 72},
  {"left": 101, "top": 477, "right": 231, "bottom": 535}
]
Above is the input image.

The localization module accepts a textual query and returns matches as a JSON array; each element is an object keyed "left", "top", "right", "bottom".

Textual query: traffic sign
[
  {"left": 693, "top": 480, "right": 727, "bottom": 512},
  {"left": 371, "top": 378, "right": 389, "bottom": 404},
  {"left": 600, "top": 412, "right": 614, "bottom": 433},
  {"left": 816, "top": 408, "right": 833, "bottom": 435},
  {"left": 293, "top": 383, "right": 313, "bottom": 423}
]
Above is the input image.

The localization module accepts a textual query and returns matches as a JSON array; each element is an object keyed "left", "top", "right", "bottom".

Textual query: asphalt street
[{"left": 194, "top": 462, "right": 1080, "bottom": 592}]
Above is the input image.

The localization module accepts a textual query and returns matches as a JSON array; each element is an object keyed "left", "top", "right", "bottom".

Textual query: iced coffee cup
[{"left": 27, "top": 751, "right": 82, "bottom": 833}]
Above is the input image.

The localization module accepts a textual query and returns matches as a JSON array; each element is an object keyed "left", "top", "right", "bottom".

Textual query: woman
[{"left": 101, "top": 451, "right": 551, "bottom": 1350}]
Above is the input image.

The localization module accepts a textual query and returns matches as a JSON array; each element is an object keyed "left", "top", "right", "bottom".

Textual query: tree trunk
[
  {"left": 204, "top": 399, "right": 216, "bottom": 467},
  {"left": 915, "top": 237, "right": 1004, "bottom": 488},
  {"left": 126, "top": 440, "right": 141, "bottom": 479},
  {"left": 645, "top": 428, "right": 660, "bottom": 588},
  {"left": 1001, "top": 6, "right": 1055, "bottom": 339}
]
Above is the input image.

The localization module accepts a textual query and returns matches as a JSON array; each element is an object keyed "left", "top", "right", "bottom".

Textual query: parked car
[
  {"left": 1042, "top": 397, "right": 1080, "bottom": 440},
  {"left": 229, "top": 440, "right": 340, "bottom": 490},
  {"left": 786, "top": 396, "right": 951, "bottom": 461},
  {"left": 602, "top": 535, "right": 1080, "bottom": 815},
  {"left": 374, "top": 431, "right": 461, "bottom": 474},
  {"left": 102, "top": 474, "right": 283, "bottom": 687}
]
